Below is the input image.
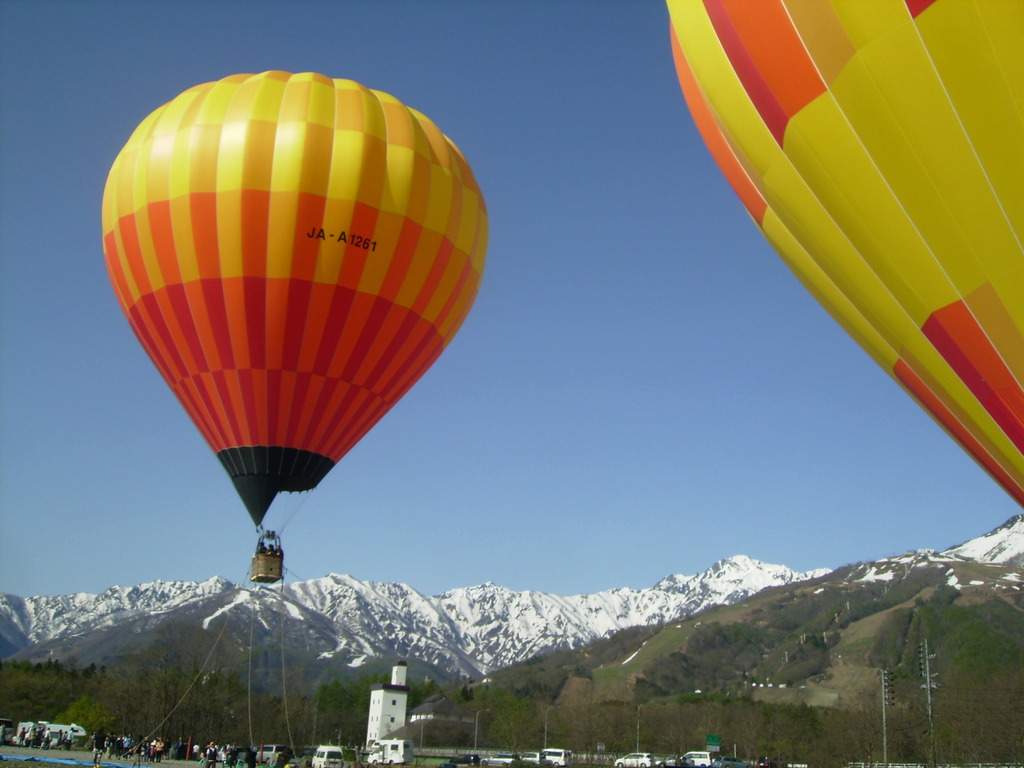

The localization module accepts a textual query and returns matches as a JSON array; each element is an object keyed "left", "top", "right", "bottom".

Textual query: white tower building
[{"left": 365, "top": 661, "right": 410, "bottom": 745}]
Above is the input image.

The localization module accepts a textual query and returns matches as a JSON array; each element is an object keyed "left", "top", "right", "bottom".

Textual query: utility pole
[
  {"left": 881, "top": 668, "right": 894, "bottom": 767},
  {"left": 474, "top": 708, "right": 489, "bottom": 750},
  {"left": 544, "top": 706, "right": 556, "bottom": 749},
  {"left": 636, "top": 703, "right": 648, "bottom": 751},
  {"left": 919, "top": 639, "right": 937, "bottom": 767}
]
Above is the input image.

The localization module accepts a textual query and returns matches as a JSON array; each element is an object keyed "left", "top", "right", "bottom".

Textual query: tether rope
[
  {"left": 277, "top": 577, "right": 295, "bottom": 751},
  {"left": 243, "top": 532, "right": 297, "bottom": 756},
  {"left": 247, "top": 585, "right": 258, "bottom": 749},
  {"left": 276, "top": 491, "right": 310, "bottom": 538}
]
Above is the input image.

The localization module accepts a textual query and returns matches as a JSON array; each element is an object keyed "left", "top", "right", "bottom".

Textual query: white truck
[{"left": 366, "top": 739, "right": 413, "bottom": 765}]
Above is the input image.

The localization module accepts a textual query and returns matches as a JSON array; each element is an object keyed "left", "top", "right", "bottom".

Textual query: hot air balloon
[
  {"left": 667, "top": 1, "right": 1024, "bottom": 506},
  {"left": 102, "top": 72, "right": 488, "bottom": 550}
]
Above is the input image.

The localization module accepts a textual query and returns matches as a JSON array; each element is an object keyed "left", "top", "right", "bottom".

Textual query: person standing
[{"left": 93, "top": 732, "right": 107, "bottom": 766}]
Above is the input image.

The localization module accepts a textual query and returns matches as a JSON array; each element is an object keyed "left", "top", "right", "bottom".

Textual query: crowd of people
[
  {"left": 255, "top": 531, "right": 283, "bottom": 558},
  {"left": 88, "top": 732, "right": 184, "bottom": 763},
  {"left": 10, "top": 726, "right": 291, "bottom": 768},
  {"left": 198, "top": 740, "right": 266, "bottom": 768},
  {"left": 85, "top": 732, "right": 283, "bottom": 768}
]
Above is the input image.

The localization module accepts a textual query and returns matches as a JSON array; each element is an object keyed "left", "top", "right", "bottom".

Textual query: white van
[
  {"left": 541, "top": 750, "right": 572, "bottom": 767},
  {"left": 682, "top": 753, "right": 713, "bottom": 767},
  {"left": 312, "top": 746, "right": 346, "bottom": 768},
  {"left": 366, "top": 739, "right": 413, "bottom": 765}
]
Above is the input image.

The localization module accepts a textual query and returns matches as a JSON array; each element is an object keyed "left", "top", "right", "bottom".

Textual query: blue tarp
[{"left": 0, "top": 756, "right": 136, "bottom": 768}]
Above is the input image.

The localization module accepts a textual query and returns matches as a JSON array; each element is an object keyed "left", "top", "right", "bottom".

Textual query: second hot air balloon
[
  {"left": 667, "top": 1, "right": 1024, "bottom": 507},
  {"left": 102, "top": 71, "right": 488, "bottom": 533}
]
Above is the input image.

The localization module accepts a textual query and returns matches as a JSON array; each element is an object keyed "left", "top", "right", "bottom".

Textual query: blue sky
[{"left": 1, "top": 0, "right": 1017, "bottom": 600}]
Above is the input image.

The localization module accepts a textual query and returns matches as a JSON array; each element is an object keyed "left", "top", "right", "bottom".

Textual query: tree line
[{"left": 2, "top": 656, "right": 1022, "bottom": 767}]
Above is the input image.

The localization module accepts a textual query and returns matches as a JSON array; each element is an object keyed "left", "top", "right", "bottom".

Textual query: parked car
[
  {"left": 616, "top": 754, "right": 656, "bottom": 768},
  {"left": 483, "top": 755, "right": 519, "bottom": 767},
  {"left": 712, "top": 758, "right": 749, "bottom": 768},
  {"left": 312, "top": 746, "right": 346, "bottom": 768},
  {"left": 541, "top": 750, "right": 572, "bottom": 768},
  {"left": 521, "top": 753, "right": 552, "bottom": 766},
  {"left": 681, "top": 753, "right": 713, "bottom": 767},
  {"left": 755, "top": 758, "right": 785, "bottom": 768}
]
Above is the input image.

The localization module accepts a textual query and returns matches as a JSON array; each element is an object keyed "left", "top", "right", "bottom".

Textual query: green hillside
[{"left": 485, "top": 554, "right": 1024, "bottom": 709}]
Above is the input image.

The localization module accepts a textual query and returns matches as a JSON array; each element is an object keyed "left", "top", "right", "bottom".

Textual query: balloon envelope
[
  {"left": 103, "top": 72, "right": 487, "bottom": 525},
  {"left": 667, "top": 0, "right": 1024, "bottom": 506}
]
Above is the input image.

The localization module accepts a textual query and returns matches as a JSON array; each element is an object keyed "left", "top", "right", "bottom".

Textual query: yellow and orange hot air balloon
[
  {"left": 103, "top": 72, "right": 487, "bottom": 526},
  {"left": 667, "top": 1, "right": 1024, "bottom": 506}
]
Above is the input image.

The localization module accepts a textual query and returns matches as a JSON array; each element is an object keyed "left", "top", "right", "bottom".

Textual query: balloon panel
[
  {"left": 103, "top": 72, "right": 487, "bottom": 524},
  {"left": 667, "top": 0, "right": 1024, "bottom": 505}
]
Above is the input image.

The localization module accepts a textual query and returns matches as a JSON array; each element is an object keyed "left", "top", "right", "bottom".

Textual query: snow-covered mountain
[
  {"left": 1, "top": 516, "right": 1020, "bottom": 679},
  {"left": 943, "top": 513, "right": 1024, "bottom": 566},
  {"left": 0, "top": 556, "right": 825, "bottom": 677}
]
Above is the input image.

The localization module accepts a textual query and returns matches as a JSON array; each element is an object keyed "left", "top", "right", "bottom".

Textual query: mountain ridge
[
  {"left": 2, "top": 516, "right": 1021, "bottom": 682},
  {"left": 0, "top": 556, "right": 831, "bottom": 677}
]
